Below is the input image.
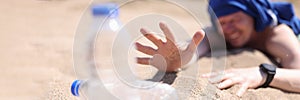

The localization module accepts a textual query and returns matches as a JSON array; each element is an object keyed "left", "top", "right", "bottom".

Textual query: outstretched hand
[
  {"left": 202, "top": 67, "right": 267, "bottom": 97},
  {"left": 135, "top": 22, "right": 205, "bottom": 72}
]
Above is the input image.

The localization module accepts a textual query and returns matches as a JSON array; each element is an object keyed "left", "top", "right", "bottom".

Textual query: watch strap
[{"left": 259, "top": 63, "right": 276, "bottom": 88}]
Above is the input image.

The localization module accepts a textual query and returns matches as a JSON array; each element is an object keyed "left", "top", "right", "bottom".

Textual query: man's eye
[{"left": 220, "top": 22, "right": 226, "bottom": 26}]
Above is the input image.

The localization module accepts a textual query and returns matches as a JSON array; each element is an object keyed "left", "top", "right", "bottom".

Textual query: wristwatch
[{"left": 259, "top": 63, "right": 277, "bottom": 88}]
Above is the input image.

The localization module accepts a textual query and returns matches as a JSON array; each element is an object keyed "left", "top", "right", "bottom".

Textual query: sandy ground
[{"left": 1, "top": 0, "right": 300, "bottom": 100}]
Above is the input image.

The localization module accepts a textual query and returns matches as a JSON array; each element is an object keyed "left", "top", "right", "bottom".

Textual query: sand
[{"left": 1, "top": 0, "right": 300, "bottom": 99}]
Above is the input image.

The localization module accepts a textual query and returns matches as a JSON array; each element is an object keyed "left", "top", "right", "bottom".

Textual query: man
[{"left": 135, "top": 0, "right": 300, "bottom": 97}]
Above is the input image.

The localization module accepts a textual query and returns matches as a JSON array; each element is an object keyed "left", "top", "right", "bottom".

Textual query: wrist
[
  {"left": 259, "top": 63, "right": 277, "bottom": 88},
  {"left": 259, "top": 68, "right": 268, "bottom": 86}
]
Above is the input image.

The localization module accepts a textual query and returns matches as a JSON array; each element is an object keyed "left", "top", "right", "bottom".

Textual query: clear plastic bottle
[
  {"left": 71, "top": 3, "right": 122, "bottom": 100},
  {"left": 71, "top": 3, "right": 178, "bottom": 100}
]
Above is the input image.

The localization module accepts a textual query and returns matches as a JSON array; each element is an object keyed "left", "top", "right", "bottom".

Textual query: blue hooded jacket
[{"left": 209, "top": 0, "right": 300, "bottom": 35}]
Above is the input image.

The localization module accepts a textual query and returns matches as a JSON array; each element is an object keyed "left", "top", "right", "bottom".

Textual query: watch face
[{"left": 261, "top": 64, "right": 276, "bottom": 73}]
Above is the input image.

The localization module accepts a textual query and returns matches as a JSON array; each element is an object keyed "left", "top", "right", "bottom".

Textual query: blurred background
[{"left": 0, "top": 0, "right": 299, "bottom": 99}]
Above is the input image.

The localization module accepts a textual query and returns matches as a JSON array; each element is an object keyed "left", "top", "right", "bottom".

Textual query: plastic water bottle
[
  {"left": 71, "top": 3, "right": 122, "bottom": 99},
  {"left": 71, "top": 3, "right": 179, "bottom": 100}
]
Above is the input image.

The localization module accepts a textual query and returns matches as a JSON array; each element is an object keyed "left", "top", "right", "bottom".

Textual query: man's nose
[{"left": 222, "top": 24, "right": 235, "bottom": 35}]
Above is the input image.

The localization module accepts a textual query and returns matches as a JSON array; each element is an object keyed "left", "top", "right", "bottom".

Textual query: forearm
[{"left": 269, "top": 68, "right": 300, "bottom": 92}]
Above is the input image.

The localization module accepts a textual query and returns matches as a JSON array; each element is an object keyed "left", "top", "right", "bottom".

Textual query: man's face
[{"left": 218, "top": 11, "right": 255, "bottom": 48}]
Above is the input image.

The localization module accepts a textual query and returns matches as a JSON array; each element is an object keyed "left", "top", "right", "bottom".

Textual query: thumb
[{"left": 186, "top": 30, "right": 205, "bottom": 52}]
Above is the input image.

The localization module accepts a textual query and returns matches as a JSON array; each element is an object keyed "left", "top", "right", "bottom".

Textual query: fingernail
[
  {"left": 200, "top": 30, "right": 205, "bottom": 33},
  {"left": 159, "top": 22, "right": 165, "bottom": 25},
  {"left": 140, "top": 28, "right": 146, "bottom": 33},
  {"left": 218, "top": 83, "right": 223, "bottom": 88},
  {"left": 196, "top": 31, "right": 204, "bottom": 38},
  {"left": 135, "top": 42, "right": 139, "bottom": 46}
]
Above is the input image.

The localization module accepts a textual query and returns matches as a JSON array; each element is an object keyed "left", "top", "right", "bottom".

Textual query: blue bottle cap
[
  {"left": 92, "top": 3, "right": 119, "bottom": 17},
  {"left": 71, "top": 80, "right": 82, "bottom": 96}
]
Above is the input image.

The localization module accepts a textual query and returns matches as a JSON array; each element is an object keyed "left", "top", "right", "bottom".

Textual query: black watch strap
[{"left": 259, "top": 63, "right": 276, "bottom": 88}]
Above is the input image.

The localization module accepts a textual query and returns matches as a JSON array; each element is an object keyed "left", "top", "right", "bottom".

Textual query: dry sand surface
[{"left": 1, "top": 0, "right": 300, "bottom": 100}]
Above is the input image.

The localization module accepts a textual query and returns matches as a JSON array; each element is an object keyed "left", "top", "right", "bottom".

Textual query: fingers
[
  {"left": 218, "top": 77, "right": 242, "bottom": 89},
  {"left": 216, "top": 73, "right": 235, "bottom": 83},
  {"left": 159, "top": 22, "right": 175, "bottom": 42},
  {"left": 186, "top": 30, "right": 205, "bottom": 52},
  {"left": 135, "top": 42, "right": 157, "bottom": 55},
  {"left": 202, "top": 68, "right": 249, "bottom": 97},
  {"left": 136, "top": 57, "right": 151, "bottom": 65},
  {"left": 237, "top": 83, "right": 249, "bottom": 97},
  {"left": 218, "top": 79, "right": 233, "bottom": 89},
  {"left": 140, "top": 28, "right": 164, "bottom": 47},
  {"left": 218, "top": 77, "right": 249, "bottom": 97}
]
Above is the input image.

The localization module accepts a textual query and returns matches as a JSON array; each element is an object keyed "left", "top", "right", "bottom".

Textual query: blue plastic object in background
[{"left": 92, "top": 3, "right": 119, "bottom": 17}]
